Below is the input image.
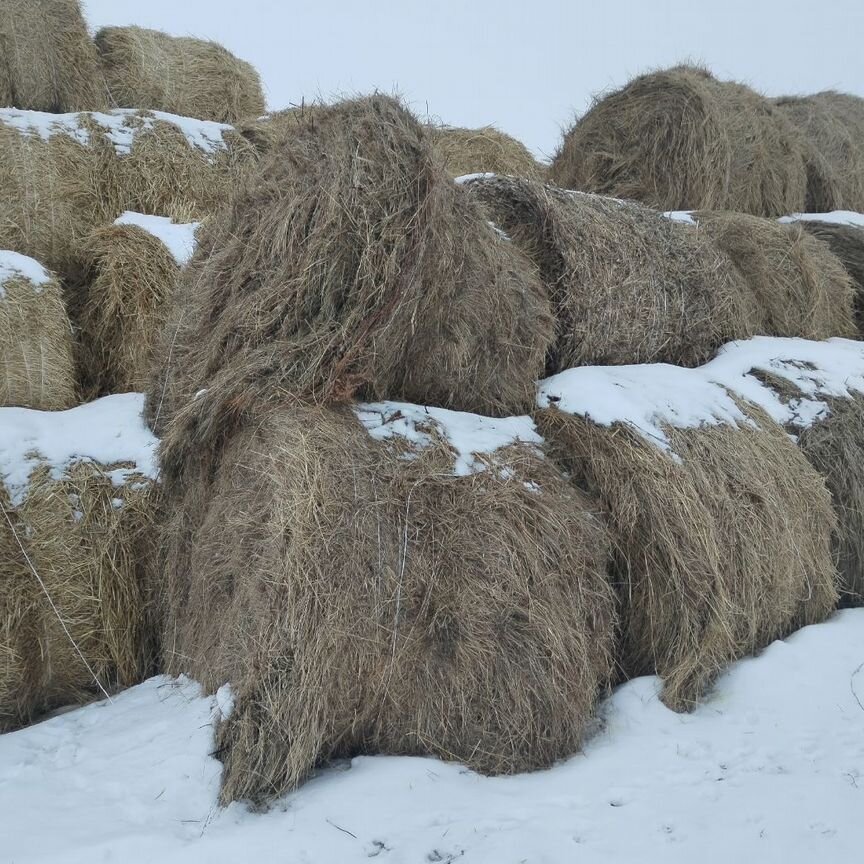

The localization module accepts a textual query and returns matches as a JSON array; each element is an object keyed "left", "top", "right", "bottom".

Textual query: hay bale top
[
  {"left": 428, "top": 124, "right": 544, "bottom": 180},
  {"left": 0, "top": 393, "right": 157, "bottom": 506},
  {"left": 0, "top": 251, "right": 53, "bottom": 297},
  {"left": 113, "top": 212, "right": 199, "bottom": 266},
  {"left": 0, "top": 107, "right": 234, "bottom": 158},
  {"left": 538, "top": 336, "right": 864, "bottom": 453}
]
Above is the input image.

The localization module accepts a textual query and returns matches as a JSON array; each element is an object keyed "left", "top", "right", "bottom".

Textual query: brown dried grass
[
  {"left": 428, "top": 125, "right": 544, "bottom": 179},
  {"left": 551, "top": 65, "right": 807, "bottom": 216}
]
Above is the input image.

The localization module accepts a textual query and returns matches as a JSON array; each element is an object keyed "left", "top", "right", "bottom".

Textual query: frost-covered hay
[
  {"left": 691, "top": 211, "right": 856, "bottom": 340},
  {"left": 537, "top": 360, "right": 839, "bottom": 711},
  {"left": 0, "top": 395, "right": 159, "bottom": 727},
  {"left": 161, "top": 403, "right": 616, "bottom": 804},
  {"left": 95, "top": 26, "right": 265, "bottom": 125},
  {"left": 429, "top": 125, "right": 544, "bottom": 179},
  {"left": 148, "top": 95, "right": 553, "bottom": 481},
  {"left": 463, "top": 175, "right": 754, "bottom": 371},
  {"left": 0, "top": 252, "right": 76, "bottom": 409},
  {"left": 775, "top": 92, "right": 864, "bottom": 212},
  {"left": 79, "top": 214, "right": 198, "bottom": 395},
  {"left": 0, "top": 0, "right": 108, "bottom": 112},
  {"left": 551, "top": 65, "right": 807, "bottom": 216}
]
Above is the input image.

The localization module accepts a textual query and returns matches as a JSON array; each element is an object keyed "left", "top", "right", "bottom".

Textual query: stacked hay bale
[
  {"left": 428, "top": 125, "right": 544, "bottom": 179},
  {"left": 461, "top": 174, "right": 755, "bottom": 371},
  {"left": 79, "top": 212, "right": 199, "bottom": 395},
  {"left": 551, "top": 65, "right": 808, "bottom": 216},
  {"left": 536, "top": 342, "right": 841, "bottom": 710},
  {"left": 0, "top": 394, "right": 159, "bottom": 729},
  {"left": 95, "top": 26, "right": 265, "bottom": 124},
  {"left": 0, "top": 0, "right": 108, "bottom": 112},
  {"left": 0, "top": 251, "right": 76, "bottom": 409}
]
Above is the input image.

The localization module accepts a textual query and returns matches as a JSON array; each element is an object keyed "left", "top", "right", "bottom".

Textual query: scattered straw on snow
[
  {"left": 0, "top": 250, "right": 52, "bottom": 297},
  {"left": 779, "top": 211, "right": 864, "bottom": 228},
  {"left": 114, "top": 213, "right": 199, "bottom": 266}
]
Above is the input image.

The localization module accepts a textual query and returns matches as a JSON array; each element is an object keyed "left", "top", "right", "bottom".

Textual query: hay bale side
[
  {"left": 0, "top": 252, "right": 76, "bottom": 409},
  {"left": 0, "top": 0, "right": 108, "bottom": 112},
  {"left": 692, "top": 211, "right": 856, "bottom": 340},
  {"left": 463, "top": 175, "right": 755, "bottom": 370},
  {"left": 550, "top": 65, "right": 807, "bottom": 216},
  {"left": 160, "top": 403, "right": 616, "bottom": 804},
  {"left": 428, "top": 125, "right": 544, "bottom": 179},
  {"left": 147, "top": 95, "right": 554, "bottom": 483},
  {"left": 95, "top": 26, "right": 265, "bottom": 125}
]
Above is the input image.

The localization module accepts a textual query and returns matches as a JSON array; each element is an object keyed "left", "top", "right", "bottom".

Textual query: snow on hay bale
[
  {"left": 0, "top": 251, "right": 76, "bottom": 410},
  {"left": 429, "top": 125, "right": 544, "bottom": 180},
  {"left": 95, "top": 26, "right": 265, "bottom": 125},
  {"left": 536, "top": 338, "right": 841, "bottom": 710},
  {"left": 79, "top": 213, "right": 199, "bottom": 396},
  {"left": 0, "top": 394, "right": 159, "bottom": 729},
  {"left": 147, "top": 95, "right": 553, "bottom": 479},
  {"left": 0, "top": 0, "right": 109, "bottom": 112},
  {"left": 160, "top": 402, "right": 616, "bottom": 803},
  {"left": 550, "top": 65, "right": 807, "bottom": 217},
  {"left": 689, "top": 211, "right": 856, "bottom": 340},
  {"left": 461, "top": 174, "right": 753, "bottom": 370}
]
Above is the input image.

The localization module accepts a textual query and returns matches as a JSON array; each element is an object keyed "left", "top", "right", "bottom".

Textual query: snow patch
[
  {"left": 454, "top": 171, "right": 497, "bottom": 184},
  {"left": 114, "top": 212, "right": 199, "bottom": 266},
  {"left": 779, "top": 210, "right": 864, "bottom": 228},
  {"left": 0, "top": 250, "right": 52, "bottom": 298},
  {"left": 663, "top": 210, "right": 696, "bottom": 224}
]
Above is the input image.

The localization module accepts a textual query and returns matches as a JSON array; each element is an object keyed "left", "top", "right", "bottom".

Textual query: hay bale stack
[
  {"left": 551, "top": 65, "right": 807, "bottom": 216},
  {"left": 79, "top": 213, "right": 198, "bottom": 395},
  {"left": 0, "top": 251, "right": 76, "bottom": 409},
  {"left": 161, "top": 402, "right": 616, "bottom": 804},
  {"left": 775, "top": 93, "right": 864, "bottom": 211},
  {"left": 462, "top": 174, "right": 754, "bottom": 371},
  {"left": 537, "top": 353, "right": 839, "bottom": 710},
  {"left": 691, "top": 211, "right": 856, "bottom": 340},
  {"left": 428, "top": 125, "right": 544, "bottom": 179},
  {"left": 147, "top": 95, "right": 554, "bottom": 482},
  {"left": 0, "top": 0, "right": 108, "bottom": 112},
  {"left": 0, "top": 394, "right": 159, "bottom": 727},
  {"left": 95, "top": 26, "right": 265, "bottom": 125}
]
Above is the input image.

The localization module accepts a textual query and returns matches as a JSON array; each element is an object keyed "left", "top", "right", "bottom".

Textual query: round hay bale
[
  {"left": 95, "top": 26, "right": 265, "bottom": 125},
  {"left": 691, "top": 211, "right": 856, "bottom": 340},
  {"left": 147, "top": 95, "right": 554, "bottom": 482},
  {"left": 537, "top": 363, "right": 839, "bottom": 711},
  {"left": 160, "top": 402, "right": 616, "bottom": 804},
  {"left": 775, "top": 92, "right": 864, "bottom": 212},
  {"left": 0, "top": 251, "right": 76, "bottom": 410},
  {"left": 550, "top": 65, "right": 808, "bottom": 216},
  {"left": 0, "top": 0, "right": 109, "bottom": 112},
  {"left": 428, "top": 125, "right": 545, "bottom": 179},
  {"left": 79, "top": 214, "right": 198, "bottom": 396},
  {"left": 462, "top": 174, "right": 755, "bottom": 371}
]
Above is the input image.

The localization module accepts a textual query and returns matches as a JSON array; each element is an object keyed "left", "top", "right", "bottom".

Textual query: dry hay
[
  {"left": 160, "top": 403, "right": 616, "bottom": 804},
  {"left": 95, "top": 26, "right": 265, "bottom": 125},
  {"left": 775, "top": 92, "right": 864, "bottom": 211},
  {"left": 147, "top": 95, "right": 553, "bottom": 483},
  {"left": 550, "top": 65, "right": 807, "bottom": 216},
  {"left": 0, "top": 254, "right": 76, "bottom": 409},
  {"left": 0, "top": 0, "right": 108, "bottom": 112},
  {"left": 462, "top": 174, "right": 754, "bottom": 371},
  {"left": 691, "top": 211, "right": 856, "bottom": 340},
  {"left": 428, "top": 125, "right": 545, "bottom": 180},
  {"left": 537, "top": 402, "right": 838, "bottom": 711}
]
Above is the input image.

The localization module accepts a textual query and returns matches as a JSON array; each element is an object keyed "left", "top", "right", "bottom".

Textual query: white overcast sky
[{"left": 83, "top": 0, "right": 864, "bottom": 158}]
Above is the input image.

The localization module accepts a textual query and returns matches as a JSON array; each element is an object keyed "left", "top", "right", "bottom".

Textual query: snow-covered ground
[{"left": 2, "top": 610, "right": 862, "bottom": 863}]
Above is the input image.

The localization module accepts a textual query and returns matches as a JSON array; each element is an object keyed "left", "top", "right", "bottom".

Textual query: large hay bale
[
  {"left": 161, "top": 402, "right": 616, "bottom": 804},
  {"left": 462, "top": 174, "right": 754, "bottom": 371},
  {"left": 0, "top": 0, "right": 108, "bottom": 112},
  {"left": 537, "top": 350, "right": 839, "bottom": 711},
  {"left": 95, "top": 26, "right": 265, "bottom": 125},
  {"left": 0, "top": 394, "right": 159, "bottom": 727},
  {"left": 79, "top": 213, "right": 198, "bottom": 396},
  {"left": 147, "top": 95, "right": 554, "bottom": 482},
  {"left": 550, "top": 65, "right": 807, "bottom": 216},
  {"left": 428, "top": 125, "right": 544, "bottom": 180},
  {"left": 0, "top": 251, "right": 76, "bottom": 409},
  {"left": 690, "top": 211, "right": 856, "bottom": 340},
  {"left": 775, "top": 92, "right": 864, "bottom": 211}
]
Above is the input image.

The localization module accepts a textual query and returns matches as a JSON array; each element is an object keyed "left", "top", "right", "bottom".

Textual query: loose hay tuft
[
  {"left": 428, "top": 125, "right": 544, "bottom": 179},
  {"left": 551, "top": 65, "right": 807, "bottom": 216}
]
